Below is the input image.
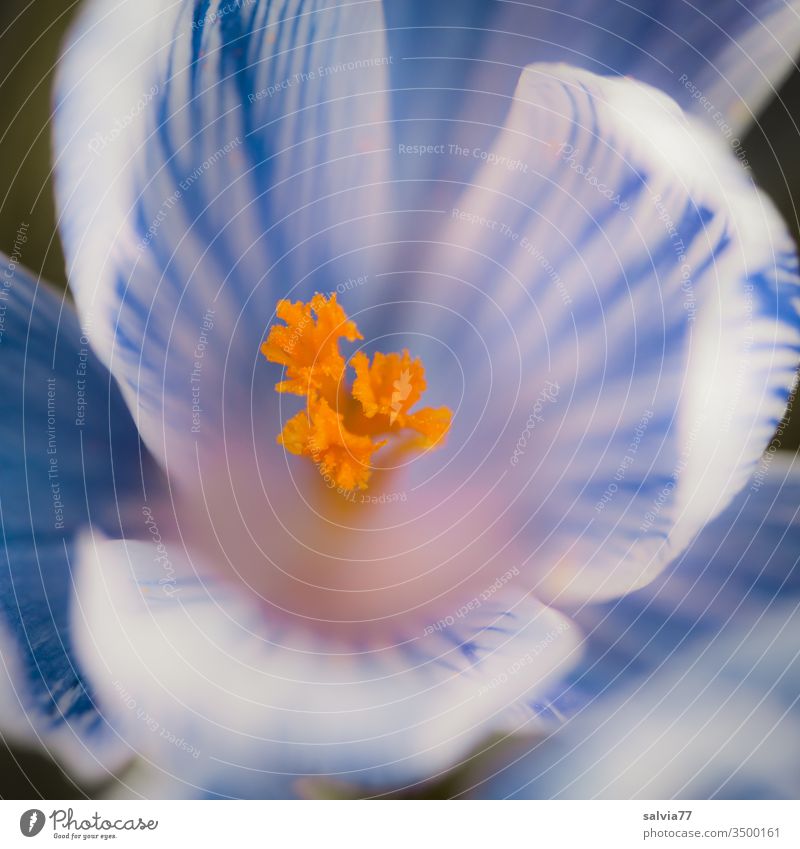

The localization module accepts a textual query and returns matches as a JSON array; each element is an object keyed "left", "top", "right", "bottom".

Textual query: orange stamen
[{"left": 261, "top": 294, "right": 452, "bottom": 490}]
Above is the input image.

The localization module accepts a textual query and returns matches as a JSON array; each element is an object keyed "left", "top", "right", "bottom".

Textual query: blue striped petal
[
  {"left": 0, "top": 256, "right": 154, "bottom": 780},
  {"left": 70, "top": 532, "right": 580, "bottom": 796},
  {"left": 552, "top": 452, "right": 800, "bottom": 712},
  {"left": 379, "top": 1, "right": 800, "bottom": 206},
  {"left": 458, "top": 457, "right": 800, "bottom": 799},
  {"left": 400, "top": 63, "right": 799, "bottom": 605},
  {"left": 481, "top": 1, "right": 800, "bottom": 135},
  {"left": 381, "top": 1, "right": 495, "bottom": 187},
  {"left": 468, "top": 603, "right": 800, "bottom": 799},
  {"left": 54, "top": 0, "right": 393, "bottom": 476}
]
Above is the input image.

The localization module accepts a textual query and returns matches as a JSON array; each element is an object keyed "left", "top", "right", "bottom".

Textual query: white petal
[{"left": 72, "top": 534, "right": 580, "bottom": 793}]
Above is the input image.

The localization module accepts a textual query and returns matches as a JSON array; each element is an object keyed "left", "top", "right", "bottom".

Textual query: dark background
[{"left": 0, "top": 0, "right": 798, "bottom": 799}]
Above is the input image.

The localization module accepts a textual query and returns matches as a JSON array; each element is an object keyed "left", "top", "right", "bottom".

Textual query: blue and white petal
[
  {"left": 54, "top": 0, "right": 393, "bottom": 476},
  {"left": 0, "top": 256, "right": 151, "bottom": 780},
  {"left": 481, "top": 1, "right": 800, "bottom": 135},
  {"left": 381, "top": 1, "right": 496, "bottom": 191},
  {"left": 453, "top": 454, "right": 800, "bottom": 798},
  {"left": 549, "top": 450, "right": 800, "bottom": 714},
  {"left": 71, "top": 533, "right": 580, "bottom": 796},
  {"left": 381, "top": 1, "right": 800, "bottom": 210},
  {"left": 395, "top": 63, "right": 800, "bottom": 604},
  {"left": 464, "top": 600, "right": 800, "bottom": 799}
]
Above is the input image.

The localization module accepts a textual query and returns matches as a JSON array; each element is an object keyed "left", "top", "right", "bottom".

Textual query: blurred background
[{"left": 1, "top": 0, "right": 798, "bottom": 799}]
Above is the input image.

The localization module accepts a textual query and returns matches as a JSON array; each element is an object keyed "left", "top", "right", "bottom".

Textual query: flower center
[{"left": 261, "top": 293, "right": 452, "bottom": 491}]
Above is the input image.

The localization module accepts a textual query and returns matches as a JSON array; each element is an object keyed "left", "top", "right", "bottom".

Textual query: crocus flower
[{"left": 2, "top": 0, "right": 799, "bottom": 798}]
